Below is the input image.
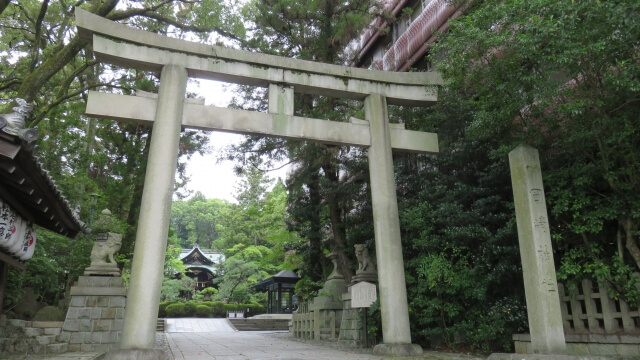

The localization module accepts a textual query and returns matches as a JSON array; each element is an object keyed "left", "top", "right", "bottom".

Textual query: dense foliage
[
  {"left": 168, "top": 169, "right": 300, "bottom": 305},
  {"left": 2, "top": 0, "right": 639, "bottom": 354},
  {"left": 436, "top": 0, "right": 640, "bottom": 304},
  {"left": 0, "top": 0, "right": 247, "bottom": 310}
]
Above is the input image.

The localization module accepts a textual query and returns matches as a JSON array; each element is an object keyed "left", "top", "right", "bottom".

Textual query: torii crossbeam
[{"left": 76, "top": 8, "right": 441, "bottom": 358}]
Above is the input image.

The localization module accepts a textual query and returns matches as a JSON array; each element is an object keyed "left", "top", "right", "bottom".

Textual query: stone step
[
  {"left": 156, "top": 318, "right": 165, "bottom": 332},
  {"left": 229, "top": 319, "right": 290, "bottom": 331}
]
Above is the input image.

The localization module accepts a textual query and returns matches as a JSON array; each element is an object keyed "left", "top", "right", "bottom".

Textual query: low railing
[{"left": 291, "top": 300, "right": 313, "bottom": 339}]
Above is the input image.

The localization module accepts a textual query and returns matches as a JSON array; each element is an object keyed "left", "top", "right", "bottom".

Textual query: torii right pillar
[
  {"left": 509, "top": 145, "right": 566, "bottom": 355},
  {"left": 366, "top": 94, "right": 422, "bottom": 356}
]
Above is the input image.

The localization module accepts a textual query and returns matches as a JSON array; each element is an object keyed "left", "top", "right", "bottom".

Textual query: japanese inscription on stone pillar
[{"left": 509, "top": 145, "right": 566, "bottom": 355}]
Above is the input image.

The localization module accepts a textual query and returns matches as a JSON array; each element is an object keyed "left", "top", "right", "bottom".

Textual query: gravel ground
[{"left": 157, "top": 332, "right": 173, "bottom": 360}]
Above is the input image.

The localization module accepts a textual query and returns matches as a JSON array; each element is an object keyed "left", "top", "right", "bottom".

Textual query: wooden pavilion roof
[{"left": 0, "top": 131, "right": 87, "bottom": 240}]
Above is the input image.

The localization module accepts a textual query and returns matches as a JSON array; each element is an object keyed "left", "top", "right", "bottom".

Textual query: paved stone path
[
  {"left": 8, "top": 318, "right": 484, "bottom": 360},
  {"left": 165, "top": 318, "right": 379, "bottom": 359},
  {"left": 167, "top": 331, "right": 380, "bottom": 360},
  {"left": 166, "top": 318, "right": 236, "bottom": 333}
]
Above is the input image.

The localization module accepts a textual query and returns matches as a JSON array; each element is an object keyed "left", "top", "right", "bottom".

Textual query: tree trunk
[
  {"left": 0, "top": 0, "right": 11, "bottom": 17},
  {"left": 328, "top": 199, "right": 353, "bottom": 283},
  {"left": 123, "top": 128, "right": 152, "bottom": 256},
  {"left": 622, "top": 216, "right": 640, "bottom": 271}
]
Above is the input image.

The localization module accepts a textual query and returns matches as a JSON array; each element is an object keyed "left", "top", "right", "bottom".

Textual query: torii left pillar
[{"left": 106, "top": 65, "right": 187, "bottom": 360}]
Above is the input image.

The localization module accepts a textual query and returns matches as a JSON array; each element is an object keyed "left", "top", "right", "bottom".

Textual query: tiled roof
[{"left": 0, "top": 131, "right": 87, "bottom": 238}]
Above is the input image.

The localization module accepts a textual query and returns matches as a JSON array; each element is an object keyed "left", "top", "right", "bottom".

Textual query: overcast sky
[{"left": 181, "top": 80, "right": 288, "bottom": 202}]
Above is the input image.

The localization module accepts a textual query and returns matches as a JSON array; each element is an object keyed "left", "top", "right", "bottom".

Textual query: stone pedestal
[
  {"left": 84, "top": 263, "right": 121, "bottom": 277},
  {"left": 308, "top": 252, "right": 347, "bottom": 340},
  {"left": 337, "top": 292, "right": 369, "bottom": 348},
  {"left": 59, "top": 276, "right": 126, "bottom": 353}
]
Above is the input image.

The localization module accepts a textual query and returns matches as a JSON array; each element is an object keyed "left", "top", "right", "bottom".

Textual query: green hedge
[
  {"left": 158, "top": 302, "right": 171, "bottom": 318},
  {"left": 165, "top": 303, "right": 186, "bottom": 317},
  {"left": 159, "top": 301, "right": 266, "bottom": 318},
  {"left": 195, "top": 305, "right": 211, "bottom": 317}
]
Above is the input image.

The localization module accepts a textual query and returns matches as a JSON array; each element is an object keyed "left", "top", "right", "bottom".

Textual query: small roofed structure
[
  {"left": 179, "top": 245, "right": 224, "bottom": 290},
  {"left": 0, "top": 98, "right": 87, "bottom": 314},
  {"left": 253, "top": 270, "right": 300, "bottom": 314}
]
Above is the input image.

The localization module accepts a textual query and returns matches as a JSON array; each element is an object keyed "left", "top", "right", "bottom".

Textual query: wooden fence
[{"left": 558, "top": 279, "right": 640, "bottom": 334}]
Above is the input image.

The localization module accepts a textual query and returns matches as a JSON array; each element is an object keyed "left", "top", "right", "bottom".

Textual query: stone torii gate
[{"left": 75, "top": 8, "right": 441, "bottom": 358}]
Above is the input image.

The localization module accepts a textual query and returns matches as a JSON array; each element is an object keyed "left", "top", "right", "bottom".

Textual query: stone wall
[{"left": 59, "top": 275, "right": 126, "bottom": 352}]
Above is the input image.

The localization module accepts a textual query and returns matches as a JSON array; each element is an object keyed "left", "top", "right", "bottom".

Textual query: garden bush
[
  {"left": 158, "top": 302, "right": 170, "bottom": 318},
  {"left": 195, "top": 305, "right": 212, "bottom": 317},
  {"left": 158, "top": 301, "right": 266, "bottom": 318},
  {"left": 184, "top": 301, "right": 198, "bottom": 317},
  {"left": 246, "top": 302, "right": 265, "bottom": 316},
  {"left": 165, "top": 303, "right": 186, "bottom": 317},
  {"left": 208, "top": 301, "right": 225, "bottom": 317}
]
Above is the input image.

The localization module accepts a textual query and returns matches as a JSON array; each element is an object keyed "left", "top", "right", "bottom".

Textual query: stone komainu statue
[
  {"left": 90, "top": 233, "right": 122, "bottom": 265},
  {"left": 355, "top": 244, "right": 376, "bottom": 274}
]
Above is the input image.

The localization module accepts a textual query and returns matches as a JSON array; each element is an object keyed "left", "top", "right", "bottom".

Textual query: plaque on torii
[{"left": 76, "top": 8, "right": 440, "bottom": 357}]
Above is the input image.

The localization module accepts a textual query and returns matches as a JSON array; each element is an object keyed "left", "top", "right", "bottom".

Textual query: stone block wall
[
  {"left": 0, "top": 319, "right": 68, "bottom": 355},
  {"left": 337, "top": 292, "right": 371, "bottom": 348},
  {"left": 59, "top": 275, "right": 126, "bottom": 352}
]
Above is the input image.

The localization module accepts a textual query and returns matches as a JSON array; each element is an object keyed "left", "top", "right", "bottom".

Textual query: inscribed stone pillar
[
  {"left": 119, "top": 65, "right": 187, "bottom": 351},
  {"left": 365, "top": 94, "right": 421, "bottom": 356},
  {"left": 508, "top": 145, "right": 566, "bottom": 355}
]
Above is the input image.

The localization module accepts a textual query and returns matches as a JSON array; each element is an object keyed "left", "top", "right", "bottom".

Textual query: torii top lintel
[
  {"left": 77, "top": 8, "right": 440, "bottom": 154},
  {"left": 75, "top": 8, "right": 441, "bottom": 107}
]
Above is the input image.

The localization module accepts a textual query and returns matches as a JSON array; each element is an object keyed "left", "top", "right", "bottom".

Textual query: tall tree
[
  {"left": 0, "top": 0, "right": 246, "bottom": 305},
  {"left": 226, "top": 0, "right": 378, "bottom": 284}
]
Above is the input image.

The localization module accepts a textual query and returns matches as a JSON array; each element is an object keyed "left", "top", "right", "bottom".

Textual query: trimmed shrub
[
  {"left": 165, "top": 303, "right": 186, "bottom": 317},
  {"left": 208, "top": 301, "right": 225, "bottom": 318},
  {"left": 195, "top": 305, "right": 212, "bottom": 317},
  {"left": 32, "top": 306, "right": 65, "bottom": 321},
  {"left": 246, "top": 302, "right": 266, "bottom": 316},
  {"left": 158, "top": 302, "right": 171, "bottom": 318},
  {"left": 184, "top": 301, "right": 198, "bottom": 317}
]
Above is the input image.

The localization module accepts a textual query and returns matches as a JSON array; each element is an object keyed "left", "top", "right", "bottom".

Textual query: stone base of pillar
[
  {"left": 337, "top": 292, "right": 369, "bottom": 348},
  {"left": 351, "top": 273, "right": 377, "bottom": 284},
  {"left": 372, "top": 343, "right": 423, "bottom": 356},
  {"left": 102, "top": 349, "right": 165, "bottom": 360},
  {"left": 59, "top": 275, "right": 126, "bottom": 353},
  {"left": 488, "top": 354, "right": 610, "bottom": 360}
]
